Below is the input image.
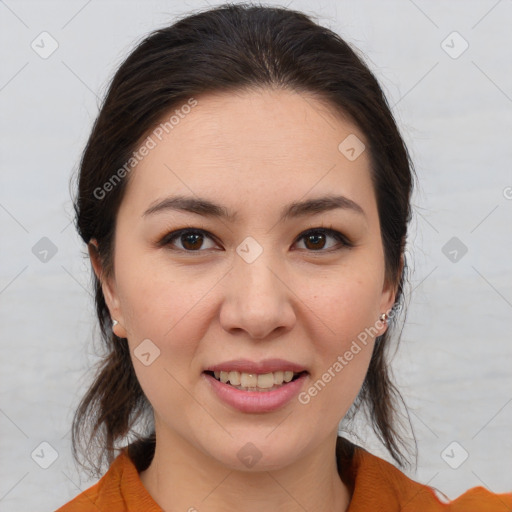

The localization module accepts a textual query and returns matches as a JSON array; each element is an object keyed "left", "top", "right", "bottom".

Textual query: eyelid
[
  {"left": 158, "top": 226, "right": 352, "bottom": 252},
  {"left": 294, "top": 226, "right": 352, "bottom": 249},
  {"left": 157, "top": 227, "right": 219, "bottom": 250}
]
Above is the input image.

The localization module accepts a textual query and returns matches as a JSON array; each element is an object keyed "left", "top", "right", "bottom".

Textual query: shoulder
[
  {"left": 339, "top": 438, "right": 512, "bottom": 511},
  {"left": 55, "top": 451, "right": 161, "bottom": 512}
]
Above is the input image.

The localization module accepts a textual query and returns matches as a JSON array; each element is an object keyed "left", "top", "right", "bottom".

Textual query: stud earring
[
  {"left": 379, "top": 313, "right": 388, "bottom": 323},
  {"left": 112, "top": 319, "right": 119, "bottom": 328}
]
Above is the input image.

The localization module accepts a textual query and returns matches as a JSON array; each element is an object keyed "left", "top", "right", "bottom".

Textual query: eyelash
[{"left": 157, "top": 226, "right": 353, "bottom": 253}]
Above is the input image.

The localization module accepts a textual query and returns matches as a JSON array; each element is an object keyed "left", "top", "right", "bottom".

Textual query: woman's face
[{"left": 95, "top": 88, "right": 397, "bottom": 470}]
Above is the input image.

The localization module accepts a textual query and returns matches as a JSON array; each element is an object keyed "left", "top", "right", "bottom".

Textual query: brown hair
[{"left": 71, "top": 2, "right": 416, "bottom": 477}]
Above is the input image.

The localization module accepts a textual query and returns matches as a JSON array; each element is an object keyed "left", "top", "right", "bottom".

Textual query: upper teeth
[{"left": 214, "top": 370, "right": 296, "bottom": 388}]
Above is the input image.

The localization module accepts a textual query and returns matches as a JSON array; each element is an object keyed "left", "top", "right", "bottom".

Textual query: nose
[{"left": 219, "top": 248, "right": 296, "bottom": 340}]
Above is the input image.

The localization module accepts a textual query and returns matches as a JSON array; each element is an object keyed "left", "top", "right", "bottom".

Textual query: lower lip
[{"left": 203, "top": 372, "right": 308, "bottom": 413}]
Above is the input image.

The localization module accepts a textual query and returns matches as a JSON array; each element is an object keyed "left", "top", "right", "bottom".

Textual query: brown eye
[
  {"left": 295, "top": 228, "right": 350, "bottom": 252},
  {"left": 303, "top": 232, "right": 327, "bottom": 250},
  {"left": 180, "top": 232, "right": 204, "bottom": 250},
  {"left": 161, "top": 229, "right": 217, "bottom": 251}
]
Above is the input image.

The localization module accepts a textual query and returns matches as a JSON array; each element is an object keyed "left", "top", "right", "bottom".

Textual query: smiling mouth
[{"left": 204, "top": 370, "right": 307, "bottom": 392}]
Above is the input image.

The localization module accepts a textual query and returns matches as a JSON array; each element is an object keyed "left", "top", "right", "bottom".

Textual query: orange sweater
[{"left": 56, "top": 439, "right": 512, "bottom": 511}]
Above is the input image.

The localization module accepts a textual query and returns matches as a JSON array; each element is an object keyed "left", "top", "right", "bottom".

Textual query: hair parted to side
[{"left": 71, "top": 2, "right": 416, "bottom": 477}]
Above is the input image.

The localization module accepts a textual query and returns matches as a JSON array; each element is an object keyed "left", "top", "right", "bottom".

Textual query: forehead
[
  {"left": 157, "top": 88, "right": 364, "bottom": 165},
  {"left": 120, "top": 88, "right": 376, "bottom": 221}
]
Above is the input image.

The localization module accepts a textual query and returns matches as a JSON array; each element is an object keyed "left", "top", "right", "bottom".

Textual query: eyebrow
[{"left": 142, "top": 194, "right": 366, "bottom": 221}]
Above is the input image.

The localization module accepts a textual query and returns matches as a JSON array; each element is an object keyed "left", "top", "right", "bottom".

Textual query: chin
[{"left": 200, "top": 427, "right": 311, "bottom": 472}]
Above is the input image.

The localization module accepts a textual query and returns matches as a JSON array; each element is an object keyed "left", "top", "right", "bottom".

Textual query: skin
[{"left": 90, "top": 88, "right": 398, "bottom": 512}]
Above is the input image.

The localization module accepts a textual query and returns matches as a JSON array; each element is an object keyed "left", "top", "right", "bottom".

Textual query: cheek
[
  {"left": 115, "top": 248, "right": 217, "bottom": 341},
  {"left": 117, "top": 266, "right": 214, "bottom": 412},
  {"left": 114, "top": 260, "right": 225, "bottom": 407},
  {"left": 301, "top": 268, "right": 382, "bottom": 406},
  {"left": 309, "top": 269, "right": 383, "bottom": 343},
  {"left": 300, "top": 280, "right": 378, "bottom": 422}
]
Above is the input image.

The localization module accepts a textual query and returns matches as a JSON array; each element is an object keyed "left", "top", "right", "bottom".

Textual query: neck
[{"left": 139, "top": 429, "right": 351, "bottom": 512}]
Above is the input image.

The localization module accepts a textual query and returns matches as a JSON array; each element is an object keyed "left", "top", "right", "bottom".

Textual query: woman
[{"left": 57, "top": 4, "right": 512, "bottom": 511}]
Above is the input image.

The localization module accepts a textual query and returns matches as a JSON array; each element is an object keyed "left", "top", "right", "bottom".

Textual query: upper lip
[{"left": 204, "top": 358, "right": 308, "bottom": 374}]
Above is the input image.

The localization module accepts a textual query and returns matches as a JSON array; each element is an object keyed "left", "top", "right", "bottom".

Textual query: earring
[
  {"left": 379, "top": 313, "right": 388, "bottom": 323},
  {"left": 112, "top": 319, "right": 119, "bottom": 328}
]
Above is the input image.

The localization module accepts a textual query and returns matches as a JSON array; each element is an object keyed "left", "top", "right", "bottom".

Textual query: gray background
[{"left": 0, "top": 0, "right": 511, "bottom": 510}]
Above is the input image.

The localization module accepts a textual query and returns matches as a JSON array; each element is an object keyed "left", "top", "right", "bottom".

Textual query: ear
[
  {"left": 377, "top": 253, "right": 404, "bottom": 335},
  {"left": 88, "top": 239, "right": 128, "bottom": 338}
]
